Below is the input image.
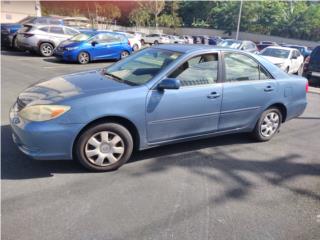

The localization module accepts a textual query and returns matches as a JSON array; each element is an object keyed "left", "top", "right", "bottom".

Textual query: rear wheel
[
  {"left": 120, "top": 50, "right": 129, "bottom": 59},
  {"left": 39, "top": 43, "right": 54, "bottom": 57},
  {"left": 132, "top": 44, "right": 139, "bottom": 51},
  {"left": 78, "top": 51, "right": 90, "bottom": 64},
  {"left": 154, "top": 40, "right": 159, "bottom": 45},
  {"left": 75, "top": 123, "right": 133, "bottom": 171},
  {"left": 140, "top": 39, "right": 145, "bottom": 45},
  {"left": 252, "top": 108, "right": 282, "bottom": 142}
]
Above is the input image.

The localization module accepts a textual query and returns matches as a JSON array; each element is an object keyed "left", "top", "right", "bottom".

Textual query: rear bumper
[{"left": 10, "top": 106, "right": 85, "bottom": 160}]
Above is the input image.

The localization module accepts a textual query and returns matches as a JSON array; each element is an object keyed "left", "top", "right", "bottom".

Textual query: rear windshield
[{"left": 260, "top": 48, "right": 290, "bottom": 59}]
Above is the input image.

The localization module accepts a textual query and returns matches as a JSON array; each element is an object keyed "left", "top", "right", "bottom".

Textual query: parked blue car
[
  {"left": 54, "top": 31, "right": 132, "bottom": 64},
  {"left": 10, "top": 45, "right": 308, "bottom": 171}
]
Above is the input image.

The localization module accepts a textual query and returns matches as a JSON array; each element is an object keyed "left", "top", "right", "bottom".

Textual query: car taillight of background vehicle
[
  {"left": 306, "top": 81, "right": 309, "bottom": 93},
  {"left": 303, "top": 56, "right": 310, "bottom": 71}
]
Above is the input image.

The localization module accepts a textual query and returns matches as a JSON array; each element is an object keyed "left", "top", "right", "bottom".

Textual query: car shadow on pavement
[
  {"left": 2, "top": 124, "right": 320, "bottom": 203},
  {"left": 1, "top": 50, "right": 39, "bottom": 57}
]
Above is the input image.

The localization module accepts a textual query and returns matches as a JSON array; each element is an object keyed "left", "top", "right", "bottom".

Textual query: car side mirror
[
  {"left": 91, "top": 41, "right": 98, "bottom": 46},
  {"left": 158, "top": 78, "right": 181, "bottom": 90}
]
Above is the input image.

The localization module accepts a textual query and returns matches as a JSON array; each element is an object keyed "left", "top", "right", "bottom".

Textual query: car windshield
[
  {"left": 218, "top": 40, "right": 241, "bottom": 49},
  {"left": 104, "top": 48, "right": 182, "bottom": 85},
  {"left": 70, "top": 33, "right": 93, "bottom": 42},
  {"left": 260, "top": 48, "right": 290, "bottom": 59}
]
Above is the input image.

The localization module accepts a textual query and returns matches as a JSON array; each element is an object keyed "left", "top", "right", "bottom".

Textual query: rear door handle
[
  {"left": 207, "top": 92, "right": 220, "bottom": 99},
  {"left": 264, "top": 86, "right": 274, "bottom": 92}
]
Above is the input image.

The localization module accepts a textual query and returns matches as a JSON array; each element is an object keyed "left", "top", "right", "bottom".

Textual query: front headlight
[
  {"left": 19, "top": 105, "right": 71, "bottom": 122},
  {"left": 65, "top": 46, "right": 78, "bottom": 51}
]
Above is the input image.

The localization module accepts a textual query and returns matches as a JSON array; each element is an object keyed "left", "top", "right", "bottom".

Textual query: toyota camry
[{"left": 10, "top": 45, "right": 308, "bottom": 171}]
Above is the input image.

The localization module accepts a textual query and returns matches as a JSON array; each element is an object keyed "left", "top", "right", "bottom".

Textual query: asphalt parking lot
[{"left": 2, "top": 50, "right": 320, "bottom": 240}]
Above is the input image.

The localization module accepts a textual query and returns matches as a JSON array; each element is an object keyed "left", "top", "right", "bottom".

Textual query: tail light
[
  {"left": 23, "top": 33, "right": 34, "bottom": 38},
  {"left": 303, "top": 55, "right": 310, "bottom": 71},
  {"left": 306, "top": 81, "right": 309, "bottom": 93},
  {"left": 304, "top": 56, "right": 310, "bottom": 64}
]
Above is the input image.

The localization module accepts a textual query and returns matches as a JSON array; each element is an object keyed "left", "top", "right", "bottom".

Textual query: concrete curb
[{"left": 309, "top": 87, "right": 320, "bottom": 94}]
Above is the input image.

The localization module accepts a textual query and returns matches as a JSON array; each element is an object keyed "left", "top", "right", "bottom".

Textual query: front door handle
[
  {"left": 264, "top": 86, "right": 274, "bottom": 92},
  {"left": 207, "top": 92, "right": 220, "bottom": 99}
]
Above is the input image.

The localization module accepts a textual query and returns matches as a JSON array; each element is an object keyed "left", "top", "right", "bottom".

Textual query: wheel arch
[
  {"left": 72, "top": 115, "right": 140, "bottom": 158},
  {"left": 266, "top": 103, "right": 287, "bottom": 122}
]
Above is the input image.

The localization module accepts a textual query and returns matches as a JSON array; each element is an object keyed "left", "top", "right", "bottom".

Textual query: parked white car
[
  {"left": 166, "top": 35, "right": 185, "bottom": 44},
  {"left": 260, "top": 46, "right": 304, "bottom": 74},
  {"left": 117, "top": 32, "right": 141, "bottom": 51},
  {"left": 16, "top": 24, "right": 79, "bottom": 56},
  {"left": 140, "top": 33, "right": 170, "bottom": 45}
]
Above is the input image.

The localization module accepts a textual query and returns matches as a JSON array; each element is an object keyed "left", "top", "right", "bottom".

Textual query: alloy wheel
[
  {"left": 85, "top": 131, "right": 125, "bottom": 166},
  {"left": 40, "top": 43, "right": 53, "bottom": 57},
  {"left": 120, "top": 51, "right": 129, "bottom": 59},
  {"left": 260, "top": 112, "right": 280, "bottom": 137},
  {"left": 78, "top": 52, "right": 89, "bottom": 64}
]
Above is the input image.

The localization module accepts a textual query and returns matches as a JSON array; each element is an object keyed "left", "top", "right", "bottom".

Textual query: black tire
[
  {"left": 75, "top": 123, "right": 134, "bottom": 171},
  {"left": 120, "top": 50, "right": 129, "bottom": 59},
  {"left": 39, "top": 42, "right": 54, "bottom": 57},
  {"left": 132, "top": 44, "right": 139, "bottom": 51},
  {"left": 154, "top": 40, "right": 159, "bottom": 45},
  {"left": 77, "top": 51, "right": 90, "bottom": 64},
  {"left": 252, "top": 108, "right": 282, "bottom": 142},
  {"left": 141, "top": 39, "right": 145, "bottom": 45}
]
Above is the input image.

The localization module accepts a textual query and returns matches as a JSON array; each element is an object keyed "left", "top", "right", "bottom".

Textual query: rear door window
[{"left": 49, "top": 27, "right": 64, "bottom": 34}]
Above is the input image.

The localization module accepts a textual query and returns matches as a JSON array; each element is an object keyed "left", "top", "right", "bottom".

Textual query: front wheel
[
  {"left": 78, "top": 51, "right": 90, "bottom": 64},
  {"left": 252, "top": 108, "right": 282, "bottom": 142},
  {"left": 75, "top": 123, "right": 133, "bottom": 171}
]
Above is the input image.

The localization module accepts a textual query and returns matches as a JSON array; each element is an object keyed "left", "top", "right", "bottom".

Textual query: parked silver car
[{"left": 16, "top": 24, "right": 80, "bottom": 56}]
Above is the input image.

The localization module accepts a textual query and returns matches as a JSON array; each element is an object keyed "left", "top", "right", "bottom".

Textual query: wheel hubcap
[
  {"left": 42, "top": 45, "right": 52, "bottom": 55},
  {"left": 260, "top": 112, "right": 279, "bottom": 137},
  {"left": 85, "top": 131, "right": 125, "bottom": 166},
  {"left": 79, "top": 53, "right": 89, "bottom": 63},
  {"left": 121, "top": 51, "right": 128, "bottom": 58}
]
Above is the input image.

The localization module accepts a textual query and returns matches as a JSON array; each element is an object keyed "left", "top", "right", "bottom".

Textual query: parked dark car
[
  {"left": 283, "top": 44, "right": 312, "bottom": 59},
  {"left": 1, "top": 16, "right": 63, "bottom": 48},
  {"left": 208, "top": 36, "right": 222, "bottom": 45},
  {"left": 303, "top": 46, "right": 320, "bottom": 86},
  {"left": 257, "top": 41, "right": 278, "bottom": 51}
]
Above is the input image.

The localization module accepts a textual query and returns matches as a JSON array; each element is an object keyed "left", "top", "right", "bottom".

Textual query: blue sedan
[
  {"left": 10, "top": 45, "right": 308, "bottom": 171},
  {"left": 54, "top": 31, "right": 132, "bottom": 64}
]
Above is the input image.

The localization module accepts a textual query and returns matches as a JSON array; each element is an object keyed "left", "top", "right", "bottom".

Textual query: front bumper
[
  {"left": 53, "top": 49, "right": 77, "bottom": 62},
  {"left": 10, "top": 105, "right": 85, "bottom": 160}
]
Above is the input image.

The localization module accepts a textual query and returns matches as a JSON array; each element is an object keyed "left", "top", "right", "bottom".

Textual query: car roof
[
  {"left": 153, "top": 44, "right": 244, "bottom": 53},
  {"left": 265, "top": 46, "right": 295, "bottom": 51}
]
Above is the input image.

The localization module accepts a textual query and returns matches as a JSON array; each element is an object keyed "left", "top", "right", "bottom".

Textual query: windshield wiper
[{"left": 104, "top": 72, "right": 123, "bottom": 81}]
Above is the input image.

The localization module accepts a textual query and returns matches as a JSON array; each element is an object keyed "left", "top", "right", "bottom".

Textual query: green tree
[
  {"left": 140, "top": 0, "right": 165, "bottom": 27},
  {"left": 95, "top": 3, "right": 121, "bottom": 23},
  {"left": 129, "top": 7, "right": 151, "bottom": 27}
]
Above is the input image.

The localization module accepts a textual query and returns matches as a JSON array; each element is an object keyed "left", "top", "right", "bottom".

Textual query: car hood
[
  {"left": 261, "top": 56, "right": 286, "bottom": 65},
  {"left": 17, "top": 69, "right": 130, "bottom": 106},
  {"left": 58, "top": 40, "right": 82, "bottom": 48}
]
